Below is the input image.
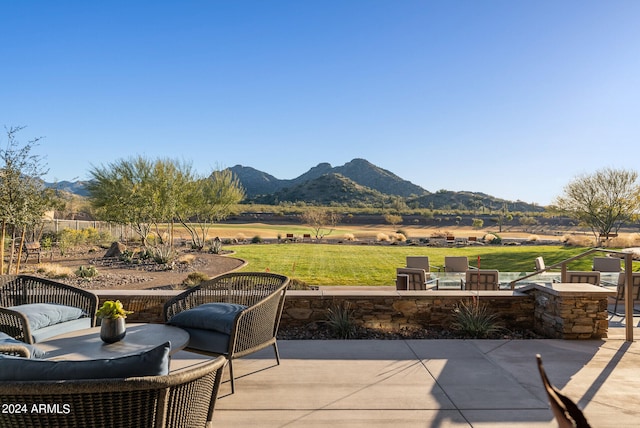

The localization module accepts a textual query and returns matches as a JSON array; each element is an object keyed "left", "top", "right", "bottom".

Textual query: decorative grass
[{"left": 226, "top": 244, "right": 598, "bottom": 286}]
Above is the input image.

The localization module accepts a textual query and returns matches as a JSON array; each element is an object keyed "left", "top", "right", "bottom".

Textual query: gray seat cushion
[
  {"left": 0, "top": 341, "right": 170, "bottom": 381},
  {"left": 167, "top": 303, "right": 246, "bottom": 334}
]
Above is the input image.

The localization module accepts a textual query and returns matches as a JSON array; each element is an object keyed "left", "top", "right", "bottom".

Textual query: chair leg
[
  {"left": 273, "top": 342, "right": 281, "bottom": 366},
  {"left": 228, "top": 360, "right": 235, "bottom": 394}
]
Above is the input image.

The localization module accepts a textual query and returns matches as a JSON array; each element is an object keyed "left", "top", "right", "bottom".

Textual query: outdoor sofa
[{"left": 0, "top": 275, "right": 98, "bottom": 344}]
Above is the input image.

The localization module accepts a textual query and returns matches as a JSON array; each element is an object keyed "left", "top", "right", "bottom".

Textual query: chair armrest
[
  {"left": 229, "top": 288, "right": 287, "bottom": 357},
  {"left": 0, "top": 344, "right": 31, "bottom": 358},
  {"left": 0, "top": 307, "right": 33, "bottom": 344}
]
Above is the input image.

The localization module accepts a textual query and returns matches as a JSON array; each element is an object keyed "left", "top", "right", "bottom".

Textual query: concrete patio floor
[{"left": 173, "top": 312, "right": 640, "bottom": 427}]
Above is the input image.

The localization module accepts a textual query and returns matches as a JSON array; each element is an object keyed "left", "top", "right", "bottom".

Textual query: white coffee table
[{"left": 38, "top": 323, "right": 190, "bottom": 360}]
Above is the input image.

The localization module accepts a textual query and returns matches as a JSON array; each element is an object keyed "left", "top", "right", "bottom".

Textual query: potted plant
[{"left": 97, "top": 300, "right": 133, "bottom": 343}]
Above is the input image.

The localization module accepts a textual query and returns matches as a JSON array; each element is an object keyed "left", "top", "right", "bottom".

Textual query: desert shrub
[
  {"left": 251, "top": 235, "right": 263, "bottom": 243},
  {"left": 451, "top": 298, "right": 503, "bottom": 338},
  {"left": 120, "top": 250, "right": 135, "bottom": 264},
  {"left": 325, "top": 301, "right": 357, "bottom": 339},
  {"left": 183, "top": 271, "right": 210, "bottom": 287},
  {"left": 376, "top": 233, "right": 390, "bottom": 242},
  {"left": 35, "top": 263, "right": 73, "bottom": 279},
  {"left": 396, "top": 229, "right": 407, "bottom": 238},
  {"left": 177, "top": 254, "right": 195, "bottom": 265},
  {"left": 608, "top": 234, "right": 639, "bottom": 248},
  {"left": 287, "top": 278, "right": 316, "bottom": 290},
  {"left": 527, "top": 235, "right": 539, "bottom": 242},
  {"left": 391, "top": 233, "right": 407, "bottom": 242},
  {"left": 75, "top": 265, "right": 98, "bottom": 278},
  {"left": 235, "top": 233, "right": 247, "bottom": 242},
  {"left": 562, "top": 234, "right": 595, "bottom": 247},
  {"left": 483, "top": 233, "right": 502, "bottom": 244},
  {"left": 430, "top": 230, "right": 446, "bottom": 239},
  {"left": 343, "top": 233, "right": 356, "bottom": 241},
  {"left": 208, "top": 238, "right": 223, "bottom": 254}
]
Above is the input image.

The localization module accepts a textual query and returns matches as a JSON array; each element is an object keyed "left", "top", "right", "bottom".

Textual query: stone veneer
[{"left": 96, "top": 282, "right": 614, "bottom": 339}]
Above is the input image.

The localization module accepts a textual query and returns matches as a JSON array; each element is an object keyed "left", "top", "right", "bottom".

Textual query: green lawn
[{"left": 225, "top": 244, "right": 614, "bottom": 286}]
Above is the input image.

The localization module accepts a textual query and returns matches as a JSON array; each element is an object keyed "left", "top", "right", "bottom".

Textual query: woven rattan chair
[
  {"left": 0, "top": 275, "right": 99, "bottom": 344},
  {"left": 0, "top": 343, "right": 31, "bottom": 358},
  {"left": 164, "top": 272, "right": 289, "bottom": 393},
  {"left": 0, "top": 355, "right": 226, "bottom": 428}
]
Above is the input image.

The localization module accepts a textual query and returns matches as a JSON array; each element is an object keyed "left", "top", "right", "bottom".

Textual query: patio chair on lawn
[
  {"left": 534, "top": 256, "right": 546, "bottom": 272},
  {"left": 444, "top": 256, "right": 476, "bottom": 273},
  {"left": 462, "top": 269, "right": 500, "bottom": 291},
  {"left": 611, "top": 272, "right": 640, "bottom": 316},
  {"left": 396, "top": 267, "right": 436, "bottom": 291},
  {"left": 565, "top": 271, "right": 600, "bottom": 286},
  {"left": 164, "top": 272, "right": 289, "bottom": 394},
  {"left": 536, "top": 354, "right": 592, "bottom": 428},
  {"left": 592, "top": 256, "right": 622, "bottom": 272},
  {"left": 406, "top": 256, "right": 435, "bottom": 272}
]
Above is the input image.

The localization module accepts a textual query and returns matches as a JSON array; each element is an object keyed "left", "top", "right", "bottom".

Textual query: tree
[
  {"left": 0, "top": 126, "right": 55, "bottom": 274},
  {"left": 87, "top": 157, "right": 194, "bottom": 261},
  {"left": 555, "top": 167, "right": 640, "bottom": 246},
  {"left": 301, "top": 207, "right": 341, "bottom": 239},
  {"left": 177, "top": 169, "right": 245, "bottom": 250}
]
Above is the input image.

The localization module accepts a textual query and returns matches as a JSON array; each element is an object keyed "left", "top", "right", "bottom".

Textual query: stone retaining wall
[{"left": 95, "top": 283, "right": 613, "bottom": 339}]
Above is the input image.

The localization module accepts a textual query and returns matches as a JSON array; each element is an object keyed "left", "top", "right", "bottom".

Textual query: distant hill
[
  {"left": 44, "top": 180, "right": 90, "bottom": 197},
  {"left": 44, "top": 159, "right": 545, "bottom": 212},
  {"left": 229, "top": 158, "right": 427, "bottom": 199},
  {"left": 227, "top": 158, "right": 544, "bottom": 212}
]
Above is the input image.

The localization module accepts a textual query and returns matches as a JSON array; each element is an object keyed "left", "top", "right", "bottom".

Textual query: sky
[{"left": 1, "top": 1, "right": 639, "bottom": 207}]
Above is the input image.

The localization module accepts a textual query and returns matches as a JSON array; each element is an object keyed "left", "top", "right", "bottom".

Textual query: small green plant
[
  {"left": 325, "top": 301, "right": 357, "bottom": 339},
  {"left": 183, "top": 271, "right": 210, "bottom": 287},
  {"left": 75, "top": 265, "right": 98, "bottom": 278},
  {"left": 450, "top": 297, "right": 503, "bottom": 338},
  {"left": 210, "top": 238, "right": 223, "bottom": 254},
  {"left": 119, "top": 250, "right": 135, "bottom": 263},
  {"left": 96, "top": 300, "right": 133, "bottom": 319},
  {"left": 251, "top": 235, "right": 263, "bottom": 243}
]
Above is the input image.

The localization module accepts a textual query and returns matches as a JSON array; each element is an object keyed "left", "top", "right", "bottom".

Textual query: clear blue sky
[{"left": 2, "top": 1, "right": 639, "bottom": 206}]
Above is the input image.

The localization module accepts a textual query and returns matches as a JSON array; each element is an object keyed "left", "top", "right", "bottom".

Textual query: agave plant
[
  {"left": 450, "top": 297, "right": 503, "bottom": 338},
  {"left": 325, "top": 301, "right": 357, "bottom": 339}
]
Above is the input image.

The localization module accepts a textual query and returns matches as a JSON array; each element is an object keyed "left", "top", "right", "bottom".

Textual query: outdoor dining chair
[
  {"left": 611, "top": 272, "right": 640, "bottom": 316},
  {"left": 592, "top": 256, "right": 622, "bottom": 272},
  {"left": 462, "top": 269, "right": 500, "bottom": 290},
  {"left": 444, "top": 256, "right": 476, "bottom": 272},
  {"left": 565, "top": 271, "right": 600, "bottom": 285}
]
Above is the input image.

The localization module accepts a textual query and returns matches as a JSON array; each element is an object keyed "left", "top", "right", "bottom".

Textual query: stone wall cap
[{"left": 532, "top": 282, "right": 616, "bottom": 296}]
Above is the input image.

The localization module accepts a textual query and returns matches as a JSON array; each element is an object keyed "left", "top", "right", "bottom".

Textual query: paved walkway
[{"left": 173, "top": 314, "right": 640, "bottom": 427}]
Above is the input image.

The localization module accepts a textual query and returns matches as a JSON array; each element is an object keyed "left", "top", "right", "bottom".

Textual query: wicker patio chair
[
  {"left": 0, "top": 275, "right": 99, "bottom": 344},
  {"left": 164, "top": 272, "right": 290, "bottom": 393},
  {"left": 0, "top": 355, "right": 227, "bottom": 428},
  {"left": 0, "top": 343, "right": 31, "bottom": 358},
  {"left": 536, "top": 354, "right": 592, "bottom": 428}
]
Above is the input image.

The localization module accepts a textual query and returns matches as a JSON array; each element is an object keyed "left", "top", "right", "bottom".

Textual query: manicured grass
[{"left": 226, "top": 244, "right": 604, "bottom": 286}]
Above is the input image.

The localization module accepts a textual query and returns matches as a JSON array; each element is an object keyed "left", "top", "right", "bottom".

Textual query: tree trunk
[
  {"left": 15, "top": 225, "right": 27, "bottom": 274},
  {"left": 0, "top": 221, "right": 5, "bottom": 275}
]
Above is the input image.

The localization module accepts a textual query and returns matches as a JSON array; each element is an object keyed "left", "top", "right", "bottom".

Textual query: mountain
[
  {"left": 254, "top": 173, "right": 391, "bottom": 205},
  {"left": 44, "top": 180, "right": 90, "bottom": 197},
  {"left": 229, "top": 158, "right": 428, "bottom": 199},
  {"left": 44, "top": 159, "right": 545, "bottom": 212},
  {"left": 227, "top": 158, "right": 544, "bottom": 211}
]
